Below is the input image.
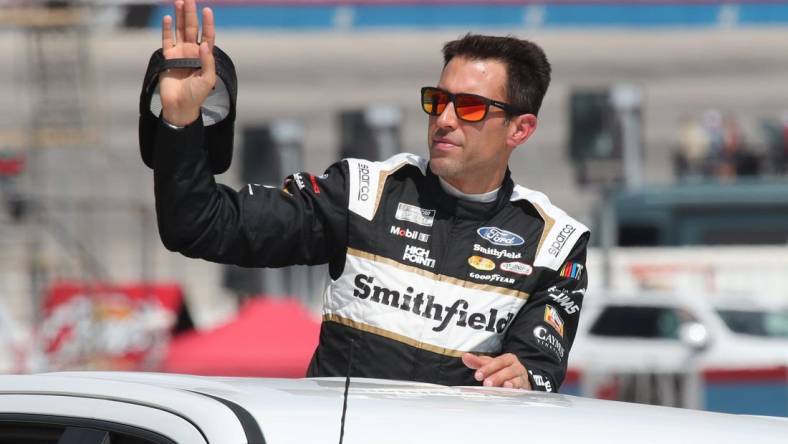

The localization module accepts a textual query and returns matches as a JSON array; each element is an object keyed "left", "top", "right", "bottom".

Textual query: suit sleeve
[
  {"left": 501, "top": 233, "right": 589, "bottom": 393},
  {"left": 152, "top": 117, "right": 349, "bottom": 268}
]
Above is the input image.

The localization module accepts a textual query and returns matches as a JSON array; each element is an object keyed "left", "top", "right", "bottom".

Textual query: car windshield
[{"left": 716, "top": 309, "right": 788, "bottom": 338}]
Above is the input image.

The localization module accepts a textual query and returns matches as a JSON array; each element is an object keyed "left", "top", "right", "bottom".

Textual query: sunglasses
[{"left": 420, "top": 86, "right": 526, "bottom": 122}]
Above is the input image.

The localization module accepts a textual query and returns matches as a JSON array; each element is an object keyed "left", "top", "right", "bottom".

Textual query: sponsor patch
[
  {"left": 533, "top": 326, "right": 565, "bottom": 360},
  {"left": 546, "top": 286, "right": 581, "bottom": 315},
  {"left": 472, "top": 243, "right": 521, "bottom": 260},
  {"left": 352, "top": 274, "right": 515, "bottom": 333},
  {"left": 559, "top": 262, "right": 584, "bottom": 280},
  {"left": 468, "top": 273, "right": 515, "bottom": 285},
  {"left": 293, "top": 173, "right": 306, "bottom": 190},
  {"left": 477, "top": 227, "right": 525, "bottom": 247},
  {"left": 544, "top": 305, "right": 565, "bottom": 337},
  {"left": 357, "top": 163, "right": 371, "bottom": 201},
  {"left": 500, "top": 261, "right": 533, "bottom": 276},
  {"left": 467, "top": 255, "right": 495, "bottom": 271},
  {"left": 549, "top": 224, "right": 577, "bottom": 257},
  {"left": 403, "top": 245, "right": 435, "bottom": 268},
  {"left": 390, "top": 226, "right": 430, "bottom": 243},
  {"left": 528, "top": 370, "right": 553, "bottom": 392},
  {"left": 396, "top": 202, "right": 436, "bottom": 227},
  {"left": 309, "top": 174, "right": 321, "bottom": 194}
]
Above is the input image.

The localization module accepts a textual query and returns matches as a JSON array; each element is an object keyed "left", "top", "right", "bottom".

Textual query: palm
[{"left": 159, "top": 0, "right": 216, "bottom": 126}]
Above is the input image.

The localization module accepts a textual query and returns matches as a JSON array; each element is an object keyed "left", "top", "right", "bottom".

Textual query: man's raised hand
[
  {"left": 159, "top": 0, "right": 216, "bottom": 126},
  {"left": 462, "top": 352, "right": 532, "bottom": 390}
]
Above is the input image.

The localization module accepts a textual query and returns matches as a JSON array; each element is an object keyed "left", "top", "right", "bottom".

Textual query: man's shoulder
[
  {"left": 344, "top": 153, "right": 428, "bottom": 176},
  {"left": 510, "top": 184, "right": 590, "bottom": 270},
  {"left": 344, "top": 153, "right": 428, "bottom": 221}
]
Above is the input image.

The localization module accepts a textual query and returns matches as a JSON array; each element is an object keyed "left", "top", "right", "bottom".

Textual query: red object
[
  {"left": 164, "top": 297, "right": 320, "bottom": 377},
  {"left": 39, "top": 281, "right": 185, "bottom": 371},
  {"left": 0, "top": 154, "right": 24, "bottom": 176},
  {"left": 703, "top": 366, "right": 788, "bottom": 383}
]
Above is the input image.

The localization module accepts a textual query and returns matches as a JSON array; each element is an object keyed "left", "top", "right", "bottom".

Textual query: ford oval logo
[{"left": 477, "top": 227, "right": 525, "bottom": 246}]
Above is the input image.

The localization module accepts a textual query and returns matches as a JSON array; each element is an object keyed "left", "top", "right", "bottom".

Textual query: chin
[{"left": 428, "top": 157, "right": 458, "bottom": 179}]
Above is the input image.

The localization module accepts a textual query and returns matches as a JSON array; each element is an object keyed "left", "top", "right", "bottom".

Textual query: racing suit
[{"left": 153, "top": 117, "right": 590, "bottom": 391}]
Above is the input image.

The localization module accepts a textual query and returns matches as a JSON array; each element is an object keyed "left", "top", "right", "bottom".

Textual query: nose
[{"left": 435, "top": 101, "right": 459, "bottom": 130}]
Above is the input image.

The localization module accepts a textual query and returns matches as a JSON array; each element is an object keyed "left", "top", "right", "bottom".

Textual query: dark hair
[{"left": 442, "top": 34, "right": 551, "bottom": 117}]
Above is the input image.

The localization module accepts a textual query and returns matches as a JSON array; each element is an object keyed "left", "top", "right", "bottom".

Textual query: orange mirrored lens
[
  {"left": 422, "top": 89, "right": 448, "bottom": 115},
  {"left": 456, "top": 95, "right": 487, "bottom": 121}
]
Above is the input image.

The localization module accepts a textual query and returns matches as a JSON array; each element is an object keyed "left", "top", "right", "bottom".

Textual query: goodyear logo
[
  {"left": 477, "top": 227, "right": 525, "bottom": 247},
  {"left": 467, "top": 255, "right": 495, "bottom": 271}
]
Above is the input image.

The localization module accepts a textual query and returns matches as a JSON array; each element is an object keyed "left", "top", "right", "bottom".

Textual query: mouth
[{"left": 431, "top": 138, "right": 459, "bottom": 152}]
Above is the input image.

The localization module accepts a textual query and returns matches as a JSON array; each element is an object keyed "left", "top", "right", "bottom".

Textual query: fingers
[
  {"left": 461, "top": 352, "right": 491, "bottom": 370},
  {"left": 199, "top": 41, "right": 216, "bottom": 88},
  {"left": 184, "top": 0, "right": 199, "bottom": 43},
  {"left": 503, "top": 374, "right": 531, "bottom": 390},
  {"left": 162, "top": 15, "right": 173, "bottom": 50},
  {"left": 174, "top": 0, "right": 185, "bottom": 44},
  {"left": 201, "top": 7, "right": 215, "bottom": 49},
  {"left": 471, "top": 353, "right": 530, "bottom": 389}
]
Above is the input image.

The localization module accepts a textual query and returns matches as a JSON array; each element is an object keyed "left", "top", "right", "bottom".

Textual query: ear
[{"left": 507, "top": 113, "right": 537, "bottom": 148}]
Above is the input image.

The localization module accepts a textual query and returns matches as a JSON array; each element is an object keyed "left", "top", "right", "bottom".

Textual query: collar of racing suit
[{"left": 424, "top": 164, "right": 515, "bottom": 221}]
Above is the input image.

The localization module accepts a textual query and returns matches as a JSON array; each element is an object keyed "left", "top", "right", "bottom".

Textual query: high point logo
[
  {"left": 352, "top": 274, "right": 515, "bottom": 334},
  {"left": 403, "top": 245, "right": 435, "bottom": 268},
  {"left": 477, "top": 227, "right": 525, "bottom": 247}
]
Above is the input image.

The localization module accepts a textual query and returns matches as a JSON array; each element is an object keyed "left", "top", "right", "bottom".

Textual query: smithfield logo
[
  {"left": 473, "top": 244, "right": 521, "bottom": 260},
  {"left": 467, "top": 255, "right": 495, "bottom": 271},
  {"left": 500, "top": 261, "right": 533, "bottom": 276},
  {"left": 395, "top": 202, "right": 435, "bottom": 227},
  {"left": 477, "top": 227, "right": 525, "bottom": 247},
  {"left": 353, "top": 274, "right": 515, "bottom": 333},
  {"left": 548, "top": 224, "right": 577, "bottom": 257},
  {"left": 357, "top": 163, "right": 370, "bottom": 201}
]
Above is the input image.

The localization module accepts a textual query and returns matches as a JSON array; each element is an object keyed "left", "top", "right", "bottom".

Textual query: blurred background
[{"left": 0, "top": 0, "right": 786, "bottom": 416}]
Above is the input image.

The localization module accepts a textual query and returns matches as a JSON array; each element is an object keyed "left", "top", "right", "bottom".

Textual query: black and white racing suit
[{"left": 153, "top": 117, "right": 590, "bottom": 392}]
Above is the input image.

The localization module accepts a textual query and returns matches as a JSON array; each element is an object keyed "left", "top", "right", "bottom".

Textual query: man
[{"left": 154, "top": 0, "right": 589, "bottom": 392}]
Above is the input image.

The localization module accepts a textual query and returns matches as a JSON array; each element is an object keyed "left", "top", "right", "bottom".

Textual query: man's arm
[
  {"left": 153, "top": 0, "right": 349, "bottom": 268},
  {"left": 463, "top": 234, "right": 589, "bottom": 391}
]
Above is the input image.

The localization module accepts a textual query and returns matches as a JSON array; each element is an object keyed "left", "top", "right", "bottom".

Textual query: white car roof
[{"left": 1, "top": 372, "right": 786, "bottom": 443}]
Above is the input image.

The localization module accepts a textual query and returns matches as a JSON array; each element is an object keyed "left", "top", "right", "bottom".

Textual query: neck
[{"left": 440, "top": 169, "right": 506, "bottom": 195}]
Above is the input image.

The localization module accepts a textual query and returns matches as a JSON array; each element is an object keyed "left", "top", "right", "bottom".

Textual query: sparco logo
[
  {"left": 357, "top": 163, "right": 370, "bottom": 201},
  {"left": 353, "top": 274, "right": 515, "bottom": 333},
  {"left": 390, "top": 225, "right": 430, "bottom": 243},
  {"left": 548, "top": 224, "right": 576, "bottom": 257},
  {"left": 533, "top": 326, "right": 565, "bottom": 359},
  {"left": 403, "top": 245, "right": 435, "bottom": 268},
  {"left": 477, "top": 227, "right": 525, "bottom": 247},
  {"left": 472, "top": 244, "right": 522, "bottom": 259}
]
